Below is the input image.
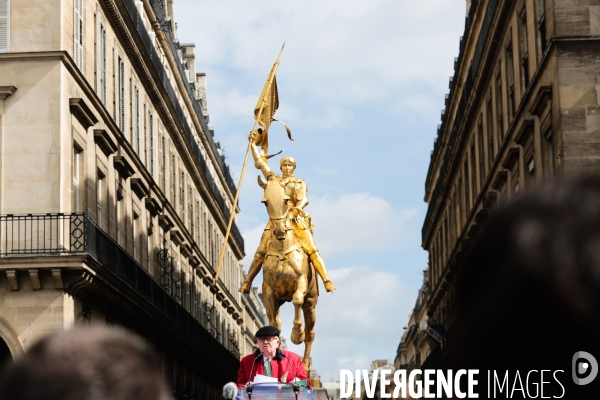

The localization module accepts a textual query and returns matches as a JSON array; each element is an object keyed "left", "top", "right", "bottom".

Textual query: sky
[{"left": 176, "top": 0, "right": 467, "bottom": 381}]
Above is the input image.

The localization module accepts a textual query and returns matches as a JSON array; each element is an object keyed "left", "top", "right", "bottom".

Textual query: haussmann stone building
[
  {"left": 0, "top": 0, "right": 267, "bottom": 398},
  {"left": 418, "top": 0, "right": 600, "bottom": 368}
]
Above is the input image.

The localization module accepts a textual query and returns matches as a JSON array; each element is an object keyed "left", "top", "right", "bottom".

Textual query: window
[
  {"left": 96, "top": 170, "right": 105, "bottom": 228},
  {"left": 147, "top": 232, "right": 152, "bottom": 272},
  {"left": 454, "top": 191, "right": 460, "bottom": 237},
  {"left": 470, "top": 141, "right": 477, "bottom": 200},
  {"left": 114, "top": 50, "right": 125, "bottom": 132},
  {"left": 133, "top": 213, "right": 139, "bottom": 261},
  {"left": 527, "top": 156, "right": 535, "bottom": 177},
  {"left": 171, "top": 152, "right": 176, "bottom": 204},
  {"left": 74, "top": 0, "right": 84, "bottom": 70},
  {"left": 536, "top": 0, "right": 547, "bottom": 58},
  {"left": 518, "top": 6, "right": 530, "bottom": 89},
  {"left": 0, "top": 0, "right": 9, "bottom": 53},
  {"left": 148, "top": 109, "right": 154, "bottom": 177},
  {"left": 505, "top": 39, "right": 516, "bottom": 122},
  {"left": 196, "top": 201, "right": 200, "bottom": 245},
  {"left": 203, "top": 211, "right": 207, "bottom": 254},
  {"left": 73, "top": 148, "right": 82, "bottom": 212},
  {"left": 545, "top": 130, "right": 554, "bottom": 176},
  {"left": 182, "top": 271, "right": 188, "bottom": 310},
  {"left": 132, "top": 80, "right": 140, "bottom": 154},
  {"left": 116, "top": 186, "right": 123, "bottom": 244},
  {"left": 478, "top": 119, "right": 485, "bottom": 186},
  {"left": 95, "top": 16, "right": 107, "bottom": 104},
  {"left": 463, "top": 160, "right": 470, "bottom": 213},
  {"left": 189, "top": 186, "right": 193, "bottom": 234},
  {"left": 180, "top": 170, "right": 185, "bottom": 219},
  {"left": 159, "top": 134, "right": 165, "bottom": 191},
  {"left": 486, "top": 95, "right": 495, "bottom": 168},
  {"left": 143, "top": 103, "right": 147, "bottom": 166},
  {"left": 495, "top": 67, "right": 504, "bottom": 141},
  {"left": 457, "top": 176, "right": 463, "bottom": 226}
]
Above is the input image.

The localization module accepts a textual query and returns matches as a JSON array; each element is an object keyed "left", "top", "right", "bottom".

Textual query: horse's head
[{"left": 262, "top": 178, "right": 290, "bottom": 241}]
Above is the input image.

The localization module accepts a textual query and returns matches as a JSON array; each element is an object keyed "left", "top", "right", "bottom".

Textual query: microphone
[
  {"left": 281, "top": 351, "right": 301, "bottom": 399},
  {"left": 247, "top": 350, "right": 263, "bottom": 384},
  {"left": 246, "top": 353, "right": 263, "bottom": 400}
]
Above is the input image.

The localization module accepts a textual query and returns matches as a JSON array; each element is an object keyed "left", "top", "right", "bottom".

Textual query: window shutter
[
  {"left": 120, "top": 60, "right": 125, "bottom": 132},
  {"left": 129, "top": 77, "right": 133, "bottom": 142},
  {"left": 148, "top": 110, "right": 156, "bottom": 179},
  {"left": 159, "top": 134, "right": 164, "bottom": 190},
  {"left": 113, "top": 48, "right": 117, "bottom": 121},
  {"left": 0, "top": 0, "right": 9, "bottom": 53},
  {"left": 74, "top": 0, "right": 83, "bottom": 70},
  {"left": 101, "top": 26, "right": 106, "bottom": 104}
]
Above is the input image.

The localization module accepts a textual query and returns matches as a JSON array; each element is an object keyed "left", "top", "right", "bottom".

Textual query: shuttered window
[
  {"left": 0, "top": 0, "right": 9, "bottom": 53},
  {"left": 113, "top": 49, "right": 125, "bottom": 132},
  {"left": 159, "top": 134, "right": 165, "bottom": 191},
  {"left": 142, "top": 103, "right": 147, "bottom": 166},
  {"left": 96, "top": 16, "right": 107, "bottom": 104},
  {"left": 74, "top": 0, "right": 83, "bottom": 70},
  {"left": 132, "top": 81, "right": 140, "bottom": 154},
  {"left": 145, "top": 107, "right": 154, "bottom": 176}
]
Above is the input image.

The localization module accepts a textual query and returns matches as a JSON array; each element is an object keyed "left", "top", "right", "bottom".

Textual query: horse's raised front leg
[
  {"left": 290, "top": 275, "right": 307, "bottom": 345},
  {"left": 262, "top": 282, "right": 282, "bottom": 332},
  {"left": 301, "top": 293, "right": 317, "bottom": 372}
]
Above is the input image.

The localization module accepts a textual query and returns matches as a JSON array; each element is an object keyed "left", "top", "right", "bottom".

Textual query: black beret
[{"left": 255, "top": 326, "right": 280, "bottom": 338}]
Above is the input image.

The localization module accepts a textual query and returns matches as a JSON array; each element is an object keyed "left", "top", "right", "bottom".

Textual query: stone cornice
[
  {"left": 113, "top": 156, "right": 135, "bottom": 179},
  {"left": 70, "top": 98, "right": 99, "bottom": 130},
  {"left": 0, "top": 86, "right": 17, "bottom": 100},
  {"left": 94, "top": 129, "right": 119, "bottom": 156},
  {"left": 130, "top": 177, "right": 150, "bottom": 199}
]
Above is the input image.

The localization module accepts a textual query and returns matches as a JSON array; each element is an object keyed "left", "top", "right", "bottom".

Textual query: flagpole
[{"left": 214, "top": 43, "right": 285, "bottom": 284}]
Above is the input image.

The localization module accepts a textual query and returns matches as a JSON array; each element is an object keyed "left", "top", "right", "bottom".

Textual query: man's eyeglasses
[{"left": 257, "top": 336, "right": 277, "bottom": 343}]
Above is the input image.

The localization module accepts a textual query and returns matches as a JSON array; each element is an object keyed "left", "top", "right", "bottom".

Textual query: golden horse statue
[
  {"left": 239, "top": 130, "right": 336, "bottom": 371},
  {"left": 260, "top": 176, "right": 318, "bottom": 371}
]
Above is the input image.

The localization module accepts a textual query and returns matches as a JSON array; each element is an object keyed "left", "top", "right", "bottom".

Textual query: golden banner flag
[{"left": 253, "top": 44, "right": 285, "bottom": 157}]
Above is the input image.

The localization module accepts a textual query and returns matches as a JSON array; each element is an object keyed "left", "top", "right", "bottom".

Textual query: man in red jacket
[{"left": 236, "top": 326, "right": 311, "bottom": 388}]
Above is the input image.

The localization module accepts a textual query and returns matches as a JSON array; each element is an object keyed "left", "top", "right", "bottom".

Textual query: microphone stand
[
  {"left": 245, "top": 383, "right": 254, "bottom": 400},
  {"left": 282, "top": 352, "right": 301, "bottom": 400}
]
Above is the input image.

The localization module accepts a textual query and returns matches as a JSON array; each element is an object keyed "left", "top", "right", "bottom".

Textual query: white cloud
[
  {"left": 177, "top": 0, "right": 466, "bottom": 129},
  {"left": 308, "top": 193, "right": 419, "bottom": 256}
]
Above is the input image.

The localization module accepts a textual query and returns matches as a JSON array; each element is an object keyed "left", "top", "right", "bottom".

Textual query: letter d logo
[{"left": 572, "top": 351, "right": 598, "bottom": 385}]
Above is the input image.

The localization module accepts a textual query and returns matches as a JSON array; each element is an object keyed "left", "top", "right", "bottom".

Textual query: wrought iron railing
[
  {"left": 227, "top": 329, "right": 240, "bottom": 359},
  {"left": 0, "top": 213, "right": 86, "bottom": 256},
  {"left": 157, "top": 247, "right": 182, "bottom": 303},
  {"left": 0, "top": 213, "right": 240, "bottom": 372}
]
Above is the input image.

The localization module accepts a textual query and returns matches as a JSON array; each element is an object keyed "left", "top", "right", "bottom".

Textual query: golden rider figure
[{"left": 239, "top": 130, "right": 336, "bottom": 294}]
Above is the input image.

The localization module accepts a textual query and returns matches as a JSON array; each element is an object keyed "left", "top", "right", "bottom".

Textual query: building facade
[
  {"left": 0, "top": 0, "right": 266, "bottom": 397},
  {"left": 394, "top": 277, "right": 434, "bottom": 373},
  {"left": 422, "top": 0, "right": 600, "bottom": 367}
]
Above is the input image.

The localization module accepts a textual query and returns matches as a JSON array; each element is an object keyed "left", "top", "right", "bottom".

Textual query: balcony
[{"left": 0, "top": 213, "right": 239, "bottom": 378}]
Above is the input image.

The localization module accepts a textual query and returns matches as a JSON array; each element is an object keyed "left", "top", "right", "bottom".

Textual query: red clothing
[{"left": 237, "top": 349, "right": 311, "bottom": 388}]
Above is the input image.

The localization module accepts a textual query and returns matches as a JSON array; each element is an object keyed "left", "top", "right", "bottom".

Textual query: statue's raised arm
[{"left": 248, "top": 130, "right": 273, "bottom": 179}]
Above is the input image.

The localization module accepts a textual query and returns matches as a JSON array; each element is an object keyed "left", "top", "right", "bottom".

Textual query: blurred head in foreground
[
  {"left": 452, "top": 176, "right": 600, "bottom": 394},
  {"left": 0, "top": 326, "right": 172, "bottom": 400}
]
